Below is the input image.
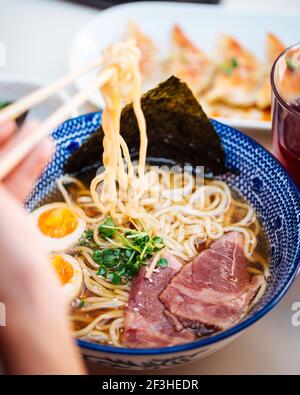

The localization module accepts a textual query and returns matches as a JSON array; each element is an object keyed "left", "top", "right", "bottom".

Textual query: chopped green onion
[
  {"left": 79, "top": 300, "right": 85, "bottom": 308},
  {"left": 153, "top": 236, "right": 163, "bottom": 244},
  {"left": 157, "top": 257, "right": 168, "bottom": 269},
  {"left": 98, "top": 216, "right": 117, "bottom": 238},
  {"left": 97, "top": 265, "right": 107, "bottom": 277},
  {"left": 92, "top": 217, "right": 166, "bottom": 284},
  {"left": 111, "top": 272, "right": 121, "bottom": 285},
  {"left": 221, "top": 57, "right": 239, "bottom": 75},
  {"left": 93, "top": 249, "right": 121, "bottom": 267},
  {"left": 231, "top": 57, "right": 238, "bottom": 68},
  {"left": 79, "top": 230, "right": 97, "bottom": 248}
]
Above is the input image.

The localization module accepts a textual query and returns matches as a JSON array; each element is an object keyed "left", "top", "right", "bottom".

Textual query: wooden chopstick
[
  {"left": 0, "top": 67, "right": 115, "bottom": 180},
  {"left": 0, "top": 56, "right": 103, "bottom": 125}
]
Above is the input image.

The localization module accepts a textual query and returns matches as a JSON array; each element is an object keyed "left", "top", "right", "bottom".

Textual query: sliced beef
[
  {"left": 123, "top": 253, "right": 195, "bottom": 348},
  {"left": 159, "top": 232, "right": 263, "bottom": 334}
]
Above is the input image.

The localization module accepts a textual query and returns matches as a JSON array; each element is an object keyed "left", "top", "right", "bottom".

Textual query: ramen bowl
[{"left": 26, "top": 112, "right": 300, "bottom": 370}]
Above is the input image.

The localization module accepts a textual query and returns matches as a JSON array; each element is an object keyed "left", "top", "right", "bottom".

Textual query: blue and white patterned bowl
[{"left": 25, "top": 112, "right": 300, "bottom": 370}]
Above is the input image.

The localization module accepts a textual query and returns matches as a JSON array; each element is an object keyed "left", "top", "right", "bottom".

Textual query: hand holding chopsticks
[{"left": 0, "top": 56, "right": 115, "bottom": 180}]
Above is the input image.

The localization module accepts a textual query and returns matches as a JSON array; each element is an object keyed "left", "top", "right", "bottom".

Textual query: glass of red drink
[{"left": 271, "top": 42, "right": 300, "bottom": 190}]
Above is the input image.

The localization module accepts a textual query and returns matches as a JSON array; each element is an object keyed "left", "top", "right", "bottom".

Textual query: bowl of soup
[{"left": 25, "top": 109, "right": 300, "bottom": 370}]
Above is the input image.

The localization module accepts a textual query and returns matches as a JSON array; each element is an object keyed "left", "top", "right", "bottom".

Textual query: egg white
[
  {"left": 51, "top": 253, "right": 83, "bottom": 303},
  {"left": 31, "top": 203, "right": 86, "bottom": 252}
]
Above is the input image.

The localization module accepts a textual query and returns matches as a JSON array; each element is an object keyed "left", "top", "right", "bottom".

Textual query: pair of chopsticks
[{"left": 0, "top": 56, "right": 115, "bottom": 180}]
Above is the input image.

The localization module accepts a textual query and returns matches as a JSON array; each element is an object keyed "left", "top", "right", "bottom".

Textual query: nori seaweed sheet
[{"left": 64, "top": 76, "right": 226, "bottom": 175}]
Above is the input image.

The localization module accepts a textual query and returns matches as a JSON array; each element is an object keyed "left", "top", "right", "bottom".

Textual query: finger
[
  {"left": 0, "top": 120, "right": 17, "bottom": 145},
  {"left": 3, "top": 137, "right": 54, "bottom": 201},
  {"left": 0, "top": 119, "right": 39, "bottom": 155}
]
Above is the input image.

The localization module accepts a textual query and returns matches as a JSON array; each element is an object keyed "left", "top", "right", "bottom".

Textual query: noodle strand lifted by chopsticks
[{"left": 90, "top": 40, "right": 147, "bottom": 220}]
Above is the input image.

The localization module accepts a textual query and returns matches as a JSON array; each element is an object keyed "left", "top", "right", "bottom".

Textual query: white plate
[{"left": 69, "top": 1, "right": 300, "bottom": 132}]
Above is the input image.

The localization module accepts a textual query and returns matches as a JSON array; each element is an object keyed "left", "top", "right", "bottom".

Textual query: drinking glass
[{"left": 271, "top": 42, "right": 300, "bottom": 189}]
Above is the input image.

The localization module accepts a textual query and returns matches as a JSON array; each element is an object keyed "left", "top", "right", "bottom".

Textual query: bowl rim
[{"left": 52, "top": 112, "right": 300, "bottom": 356}]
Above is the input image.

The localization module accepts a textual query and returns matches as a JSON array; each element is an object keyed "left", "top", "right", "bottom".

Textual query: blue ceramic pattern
[
  {"left": 25, "top": 112, "right": 300, "bottom": 368},
  {"left": 83, "top": 351, "right": 204, "bottom": 369}
]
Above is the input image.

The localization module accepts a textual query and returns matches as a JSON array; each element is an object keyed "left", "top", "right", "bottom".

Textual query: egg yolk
[
  {"left": 52, "top": 256, "right": 74, "bottom": 285},
  {"left": 38, "top": 207, "right": 78, "bottom": 238}
]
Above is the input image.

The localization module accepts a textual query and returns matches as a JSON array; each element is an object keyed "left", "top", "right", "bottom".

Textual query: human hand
[
  {"left": 0, "top": 120, "right": 85, "bottom": 374},
  {"left": 0, "top": 119, "right": 53, "bottom": 201}
]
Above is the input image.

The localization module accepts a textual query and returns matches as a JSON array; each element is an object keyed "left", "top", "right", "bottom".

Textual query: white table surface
[{"left": 0, "top": 0, "right": 299, "bottom": 375}]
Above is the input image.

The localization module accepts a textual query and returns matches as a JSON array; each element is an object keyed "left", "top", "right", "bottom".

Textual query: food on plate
[
  {"left": 201, "top": 101, "right": 271, "bottom": 121},
  {"left": 206, "top": 34, "right": 262, "bottom": 108},
  {"left": 122, "top": 23, "right": 286, "bottom": 122},
  {"left": 126, "top": 21, "right": 157, "bottom": 81},
  {"left": 164, "top": 25, "right": 216, "bottom": 97},
  {"left": 32, "top": 42, "right": 269, "bottom": 348},
  {"left": 203, "top": 33, "right": 285, "bottom": 117},
  {"left": 256, "top": 33, "right": 286, "bottom": 109},
  {"left": 266, "top": 32, "right": 286, "bottom": 64}
]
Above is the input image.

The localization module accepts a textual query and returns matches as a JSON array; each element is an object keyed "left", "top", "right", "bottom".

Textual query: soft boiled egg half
[
  {"left": 51, "top": 254, "right": 83, "bottom": 303},
  {"left": 31, "top": 203, "right": 86, "bottom": 252}
]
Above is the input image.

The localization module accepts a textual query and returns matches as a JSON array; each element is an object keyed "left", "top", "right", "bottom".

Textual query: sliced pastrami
[
  {"left": 160, "top": 232, "right": 263, "bottom": 335},
  {"left": 123, "top": 253, "right": 195, "bottom": 348}
]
